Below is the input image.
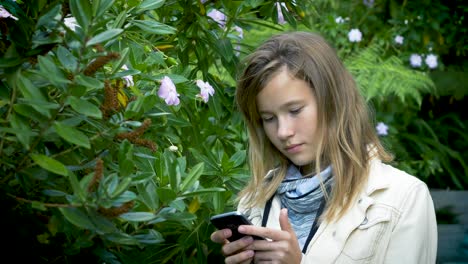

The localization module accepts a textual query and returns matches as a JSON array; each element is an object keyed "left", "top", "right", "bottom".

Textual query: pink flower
[
  {"left": 196, "top": 80, "right": 215, "bottom": 103},
  {"left": 0, "top": 6, "right": 18, "bottom": 20},
  {"left": 276, "top": 3, "right": 286, "bottom": 25},
  {"left": 376, "top": 122, "right": 389, "bottom": 136},
  {"left": 234, "top": 26, "right": 244, "bottom": 39},
  {"left": 207, "top": 9, "right": 226, "bottom": 28},
  {"left": 158, "top": 76, "right": 180, "bottom": 106}
]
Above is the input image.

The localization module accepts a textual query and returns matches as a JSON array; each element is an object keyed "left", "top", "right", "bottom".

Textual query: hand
[
  {"left": 239, "top": 208, "right": 302, "bottom": 264},
  {"left": 210, "top": 228, "right": 255, "bottom": 264}
]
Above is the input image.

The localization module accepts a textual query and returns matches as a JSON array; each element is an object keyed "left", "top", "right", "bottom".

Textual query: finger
[
  {"left": 238, "top": 225, "right": 283, "bottom": 241},
  {"left": 222, "top": 236, "right": 254, "bottom": 256},
  {"left": 279, "top": 208, "right": 293, "bottom": 233},
  {"left": 211, "top": 229, "right": 232, "bottom": 244},
  {"left": 224, "top": 249, "right": 254, "bottom": 264}
]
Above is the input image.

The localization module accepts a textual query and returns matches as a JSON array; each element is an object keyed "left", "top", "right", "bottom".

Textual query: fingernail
[
  {"left": 243, "top": 236, "right": 253, "bottom": 243},
  {"left": 246, "top": 250, "right": 254, "bottom": 257},
  {"left": 238, "top": 225, "right": 246, "bottom": 232}
]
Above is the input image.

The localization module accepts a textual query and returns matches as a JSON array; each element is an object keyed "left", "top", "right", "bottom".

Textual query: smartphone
[{"left": 210, "top": 211, "right": 265, "bottom": 242}]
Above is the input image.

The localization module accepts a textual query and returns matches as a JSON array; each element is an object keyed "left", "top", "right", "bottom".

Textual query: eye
[
  {"left": 261, "top": 115, "right": 275, "bottom": 123},
  {"left": 290, "top": 107, "right": 302, "bottom": 115}
]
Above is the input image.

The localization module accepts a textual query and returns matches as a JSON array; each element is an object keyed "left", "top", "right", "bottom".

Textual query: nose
[{"left": 277, "top": 117, "right": 294, "bottom": 140}]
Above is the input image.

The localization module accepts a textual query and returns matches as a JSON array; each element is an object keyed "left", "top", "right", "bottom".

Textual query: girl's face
[{"left": 256, "top": 68, "right": 319, "bottom": 175}]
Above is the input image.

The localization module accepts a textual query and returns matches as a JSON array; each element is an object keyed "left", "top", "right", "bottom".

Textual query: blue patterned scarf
[{"left": 277, "top": 165, "right": 333, "bottom": 249}]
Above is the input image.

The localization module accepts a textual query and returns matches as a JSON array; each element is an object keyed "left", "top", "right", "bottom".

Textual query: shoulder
[{"left": 365, "top": 159, "right": 431, "bottom": 211}]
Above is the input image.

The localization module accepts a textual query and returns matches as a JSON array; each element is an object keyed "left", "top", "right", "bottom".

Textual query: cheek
[{"left": 263, "top": 125, "right": 278, "bottom": 144}]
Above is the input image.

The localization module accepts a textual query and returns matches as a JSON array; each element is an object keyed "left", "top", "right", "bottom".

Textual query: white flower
[
  {"left": 348, "top": 29, "right": 362, "bottom": 42},
  {"left": 409, "top": 54, "right": 422, "bottom": 68},
  {"left": 0, "top": 6, "right": 18, "bottom": 20},
  {"left": 196, "top": 80, "right": 215, "bottom": 103},
  {"left": 394, "top": 35, "right": 404, "bottom": 45},
  {"left": 276, "top": 2, "right": 287, "bottom": 25},
  {"left": 207, "top": 9, "right": 226, "bottom": 28},
  {"left": 404, "top": 19, "right": 408, "bottom": 25},
  {"left": 63, "top": 16, "right": 79, "bottom": 31},
  {"left": 121, "top": 65, "right": 134, "bottom": 87},
  {"left": 158, "top": 76, "right": 180, "bottom": 106},
  {"left": 335, "top": 16, "right": 344, "bottom": 24},
  {"left": 425, "top": 54, "right": 438, "bottom": 69},
  {"left": 168, "top": 145, "right": 178, "bottom": 152},
  {"left": 376, "top": 122, "right": 389, "bottom": 136}
]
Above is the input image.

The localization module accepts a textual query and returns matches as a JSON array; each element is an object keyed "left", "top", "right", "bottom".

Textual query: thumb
[{"left": 279, "top": 208, "right": 294, "bottom": 233}]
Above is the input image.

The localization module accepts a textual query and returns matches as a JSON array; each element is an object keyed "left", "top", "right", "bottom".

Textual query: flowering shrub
[{"left": 0, "top": 0, "right": 465, "bottom": 263}]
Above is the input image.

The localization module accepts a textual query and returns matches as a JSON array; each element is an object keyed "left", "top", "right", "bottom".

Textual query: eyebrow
[{"left": 258, "top": 100, "right": 304, "bottom": 114}]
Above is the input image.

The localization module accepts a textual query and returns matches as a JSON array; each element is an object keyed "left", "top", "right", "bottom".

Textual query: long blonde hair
[{"left": 235, "top": 31, "right": 392, "bottom": 222}]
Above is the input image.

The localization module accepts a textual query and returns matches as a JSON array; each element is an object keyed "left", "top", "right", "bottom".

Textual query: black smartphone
[{"left": 210, "top": 211, "right": 265, "bottom": 242}]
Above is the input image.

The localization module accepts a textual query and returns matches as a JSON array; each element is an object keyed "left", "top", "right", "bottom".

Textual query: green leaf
[
  {"left": 75, "top": 75, "right": 104, "bottom": 90},
  {"left": 32, "top": 201, "right": 47, "bottom": 211},
  {"left": 69, "top": 171, "right": 86, "bottom": 202},
  {"left": 119, "top": 140, "right": 134, "bottom": 178},
  {"left": 112, "top": 10, "right": 127, "bottom": 29},
  {"left": 137, "top": 0, "right": 165, "bottom": 12},
  {"left": 131, "top": 20, "right": 176, "bottom": 35},
  {"left": 69, "top": 0, "right": 92, "bottom": 31},
  {"left": 17, "top": 73, "right": 47, "bottom": 101},
  {"left": 9, "top": 113, "right": 33, "bottom": 149},
  {"left": 36, "top": 4, "right": 61, "bottom": 28},
  {"left": 57, "top": 46, "right": 78, "bottom": 71},
  {"left": 68, "top": 96, "right": 102, "bottom": 118},
  {"left": 110, "top": 177, "right": 132, "bottom": 198},
  {"left": 230, "top": 150, "right": 246, "bottom": 168},
  {"left": 137, "top": 182, "right": 159, "bottom": 211},
  {"left": 111, "top": 47, "right": 130, "bottom": 74},
  {"left": 0, "top": 57, "right": 23, "bottom": 68},
  {"left": 30, "top": 154, "right": 68, "bottom": 176},
  {"left": 96, "top": 0, "right": 115, "bottom": 17},
  {"left": 86, "top": 29, "right": 124, "bottom": 47},
  {"left": 156, "top": 187, "right": 176, "bottom": 204},
  {"left": 180, "top": 187, "right": 225, "bottom": 197},
  {"left": 180, "top": 162, "right": 204, "bottom": 192},
  {"left": 53, "top": 121, "right": 91, "bottom": 149},
  {"left": 119, "top": 212, "right": 156, "bottom": 222},
  {"left": 59, "top": 207, "right": 95, "bottom": 230},
  {"left": 216, "top": 38, "right": 234, "bottom": 62}
]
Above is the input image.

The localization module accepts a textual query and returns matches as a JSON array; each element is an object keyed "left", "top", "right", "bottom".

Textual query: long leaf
[
  {"left": 180, "top": 162, "right": 204, "bottom": 192},
  {"left": 53, "top": 121, "right": 91, "bottom": 149},
  {"left": 87, "top": 29, "right": 124, "bottom": 46},
  {"left": 59, "top": 207, "right": 95, "bottom": 230},
  {"left": 30, "top": 154, "right": 68, "bottom": 176}
]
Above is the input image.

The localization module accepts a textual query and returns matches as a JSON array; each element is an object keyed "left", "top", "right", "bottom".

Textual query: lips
[{"left": 285, "top": 143, "right": 303, "bottom": 153}]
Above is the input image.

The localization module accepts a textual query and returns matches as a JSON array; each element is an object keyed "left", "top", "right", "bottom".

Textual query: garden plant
[{"left": 0, "top": 0, "right": 466, "bottom": 263}]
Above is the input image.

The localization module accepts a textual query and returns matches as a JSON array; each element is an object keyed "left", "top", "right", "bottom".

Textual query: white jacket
[{"left": 239, "top": 158, "right": 438, "bottom": 263}]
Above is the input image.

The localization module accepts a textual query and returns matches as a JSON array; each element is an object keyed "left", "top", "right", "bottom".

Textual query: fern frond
[{"left": 344, "top": 45, "right": 435, "bottom": 105}]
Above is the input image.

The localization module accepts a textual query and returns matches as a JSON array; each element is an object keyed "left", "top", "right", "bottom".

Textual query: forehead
[{"left": 256, "top": 70, "right": 314, "bottom": 113}]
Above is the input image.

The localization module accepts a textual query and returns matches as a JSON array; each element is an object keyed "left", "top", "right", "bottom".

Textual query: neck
[{"left": 300, "top": 162, "right": 330, "bottom": 177}]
